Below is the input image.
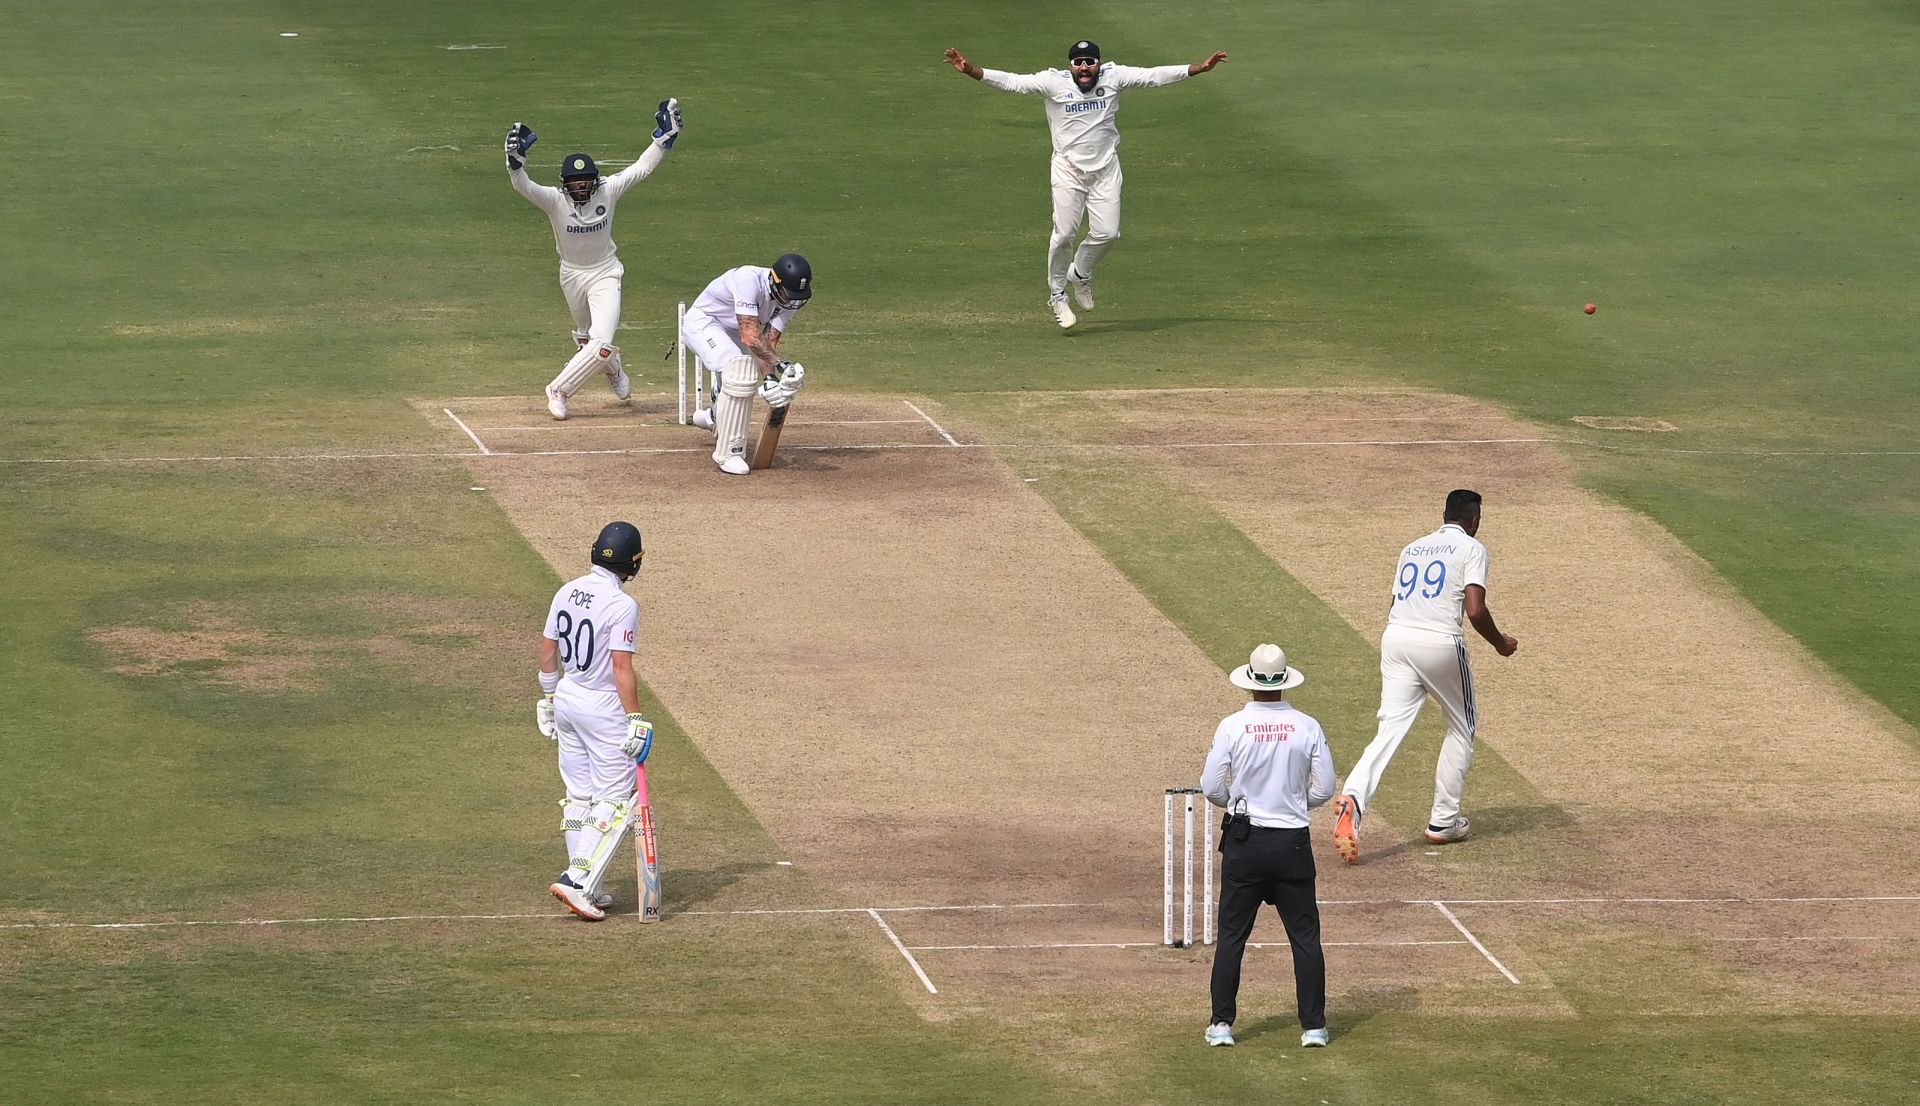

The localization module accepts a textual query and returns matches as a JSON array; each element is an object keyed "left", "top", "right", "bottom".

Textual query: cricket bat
[
  {"left": 634, "top": 762, "right": 661, "bottom": 923},
  {"left": 748, "top": 402, "right": 790, "bottom": 470}
]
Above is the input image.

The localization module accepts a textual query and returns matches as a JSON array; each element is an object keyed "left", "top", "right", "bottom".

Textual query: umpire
[{"left": 1200, "top": 643, "right": 1335, "bottom": 1048}]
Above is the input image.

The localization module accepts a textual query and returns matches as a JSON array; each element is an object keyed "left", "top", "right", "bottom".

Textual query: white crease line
[
  {"left": 443, "top": 408, "right": 491, "bottom": 455},
  {"left": 869, "top": 908, "right": 938, "bottom": 994},
  {"left": 902, "top": 400, "right": 962, "bottom": 446},
  {"left": 1436, "top": 896, "right": 1920, "bottom": 906},
  {"left": 1707, "top": 935, "right": 1919, "bottom": 942},
  {"left": 907, "top": 939, "right": 1469, "bottom": 951},
  {"left": 1, "top": 901, "right": 1094, "bottom": 931},
  {"left": 1431, "top": 901, "right": 1520, "bottom": 985}
]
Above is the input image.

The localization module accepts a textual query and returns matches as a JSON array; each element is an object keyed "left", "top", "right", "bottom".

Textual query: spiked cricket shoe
[
  {"left": 1424, "top": 816, "right": 1472, "bottom": 844},
  {"left": 1048, "top": 293, "right": 1077, "bottom": 330},
  {"left": 1301, "top": 1028, "right": 1330, "bottom": 1048},
  {"left": 1332, "top": 794, "right": 1361, "bottom": 864},
  {"left": 1205, "top": 1023, "right": 1235, "bottom": 1047},
  {"left": 550, "top": 877, "right": 605, "bottom": 920},
  {"left": 545, "top": 385, "right": 570, "bottom": 421},
  {"left": 692, "top": 407, "right": 715, "bottom": 431},
  {"left": 1069, "top": 268, "right": 1096, "bottom": 310},
  {"left": 718, "top": 456, "right": 750, "bottom": 476},
  {"left": 607, "top": 364, "right": 632, "bottom": 402}
]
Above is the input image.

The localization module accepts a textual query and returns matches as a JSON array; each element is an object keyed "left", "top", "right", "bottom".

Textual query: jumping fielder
[
  {"left": 943, "top": 40, "right": 1228, "bottom": 330},
  {"left": 504, "top": 99, "right": 684, "bottom": 420},
  {"left": 1331, "top": 490, "right": 1519, "bottom": 863},
  {"left": 537, "top": 521, "right": 656, "bottom": 920},
  {"left": 679, "top": 255, "right": 812, "bottom": 475}
]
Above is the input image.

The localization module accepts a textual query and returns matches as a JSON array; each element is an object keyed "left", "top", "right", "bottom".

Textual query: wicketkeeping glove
[
  {"left": 505, "top": 121, "right": 537, "bottom": 170},
  {"left": 652, "top": 98, "right": 683, "bottom": 149},
  {"left": 621, "top": 713, "right": 655, "bottom": 764},
  {"left": 536, "top": 694, "right": 556, "bottom": 740}
]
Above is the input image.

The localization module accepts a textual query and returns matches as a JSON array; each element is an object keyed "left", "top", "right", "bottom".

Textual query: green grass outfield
[{"left": 3, "top": 1, "right": 1918, "bottom": 1101}]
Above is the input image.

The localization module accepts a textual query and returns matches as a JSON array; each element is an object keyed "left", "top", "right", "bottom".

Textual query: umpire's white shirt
[
  {"left": 1201, "top": 701, "right": 1336, "bottom": 829},
  {"left": 979, "top": 63, "right": 1190, "bottom": 172},
  {"left": 1385, "top": 523, "right": 1489, "bottom": 638},
  {"left": 510, "top": 141, "right": 668, "bottom": 270}
]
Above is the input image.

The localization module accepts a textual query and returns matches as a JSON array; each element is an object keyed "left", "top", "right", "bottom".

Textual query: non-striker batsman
[{"left": 537, "top": 522, "right": 657, "bottom": 920}]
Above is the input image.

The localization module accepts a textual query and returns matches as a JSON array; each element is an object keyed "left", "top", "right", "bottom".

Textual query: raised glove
[
  {"left": 536, "top": 695, "right": 556, "bottom": 740},
  {"left": 652, "top": 98, "right": 683, "bottom": 149},
  {"left": 621, "top": 713, "right": 655, "bottom": 764},
  {"left": 505, "top": 121, "right": 537, "bottom": 170}
]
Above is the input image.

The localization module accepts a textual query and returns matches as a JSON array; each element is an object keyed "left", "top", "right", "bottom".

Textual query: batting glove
[
  {"left": 536, "top": 695, "right": 556, "bottom": 740},
  {"left": 652, "top": 98, "right": 683, "bottom": 149},
  {"left": 621, "top": 714, "right": 655, "bottom": 764}
]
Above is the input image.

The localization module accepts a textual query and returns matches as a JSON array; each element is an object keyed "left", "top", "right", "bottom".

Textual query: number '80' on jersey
[
  {"left": 544, "top": 566, "right": 639, "bottom": 695},
  {"left": 1386, "top": 522, "right": 1488, "bottom": 637}
]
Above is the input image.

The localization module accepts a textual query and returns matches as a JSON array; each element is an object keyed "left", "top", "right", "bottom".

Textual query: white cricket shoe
[
  {"left": 1424, "top": 816, "right": 1472, "bottom": 844},
  {"left": 1069, "top": 268, "right": 1096, "bottom": 310},
  {"left": 718, "top": 456, "right": 751, "bottom": 476},
  {"left": 692, "top": 407, "right": 715, "bottom": 431},
  {"left": 1205, "top": 1023, "right": 1235, "bottom": 1047},
  {"left": 1048, "top": 293, "right": 1078, "bottom": 330},
  {"left": 1301, "top": 1028, "right": 1330, "bottom": 1048},
  {"left": 550, "top": 877, "right": 605, "bottom": 920},
  {"left": 545, "top": 385, "right": 570, "bottom": 421},
  {"left": 607, "top": 364, "right": 631, "bottom": 402}
]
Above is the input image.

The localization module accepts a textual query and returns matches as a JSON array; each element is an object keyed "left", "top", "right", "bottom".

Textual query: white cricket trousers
[
  {"left": 554, "top": 685, "right": 638, "bottom": 803},
  {"left": 560, "top": 260, "right": 624, "bottom": 345},
  {"left": 680, "top": 309, "right": 746, "bottom": 375},
  {"left": 1342, "top": 625, "right": 1478, "bottom": 829},
  {"left": 1048, "top": 156, "right": 1123, "bottom": 294}
]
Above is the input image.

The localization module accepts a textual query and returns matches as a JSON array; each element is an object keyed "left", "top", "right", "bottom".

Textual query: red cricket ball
[{"left": 1584, "top": 303, "right": 1597, "bottom": 314}]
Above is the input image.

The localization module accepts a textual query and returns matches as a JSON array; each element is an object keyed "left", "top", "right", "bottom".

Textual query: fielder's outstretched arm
[{"left": 944, "top": 47, "right": 1052, "bottom": 93}]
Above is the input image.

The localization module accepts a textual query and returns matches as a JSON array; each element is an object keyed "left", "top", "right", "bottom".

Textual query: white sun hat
[{"left": 1229, "top": 643, "right": 1305, "bottom": 691}]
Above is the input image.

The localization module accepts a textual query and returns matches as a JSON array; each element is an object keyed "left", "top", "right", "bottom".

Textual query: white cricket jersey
[
  {"left": 686, "top": 264, "right": 806, "bottom": 337},
  {"left": 543, "top": 566, "right": 639, "bottom": 697},
  {"left": 980, "top": 63, "right": 1191, "bottom": 172},
  {"left": 1200, "top": 701, "right": 1336, "bottom": 829},
  {"left": 1385, "top": 523, "right": 1489, "bottom": 638},
  {"left": 510, "top": 141, "right": 668, "bottom": 269}
]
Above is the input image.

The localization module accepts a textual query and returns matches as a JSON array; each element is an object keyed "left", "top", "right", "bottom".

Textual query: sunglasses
[{"left": 1070, "top": 57, "right": 1099, "bottom": 66}]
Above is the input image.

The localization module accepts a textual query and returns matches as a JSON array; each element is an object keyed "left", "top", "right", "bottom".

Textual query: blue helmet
[
  {"left": 560, "top": 152, "right": 601, "bottom": 201},
  {"left": 771, "top": 253, "right": 813, "bottom": 304},
  {"left": 590, "top": 521, "right": 644, "bottom": 577}
]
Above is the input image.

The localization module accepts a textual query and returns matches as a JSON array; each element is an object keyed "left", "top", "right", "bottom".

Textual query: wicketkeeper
[
  {"left": 505, "top": 98, "right": 684, "bottom": 420},
  {"left": 678, "top": 255, "right": 812, "bottom": 475},
  {"left": 538, "top": 521, "right": 656, "bottom": 921}
]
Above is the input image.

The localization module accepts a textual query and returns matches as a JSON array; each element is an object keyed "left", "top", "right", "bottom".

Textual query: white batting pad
[{"left": 551, "top": 342, "right": 618, "bottom": 397}]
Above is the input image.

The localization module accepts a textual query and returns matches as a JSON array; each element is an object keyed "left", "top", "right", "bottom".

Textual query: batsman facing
[
  {"left": 540, "top": 521, "right": 656, "bottom": 921},
  {"left": 679, "top": 255, "right": 813, "bottom": 475},
  {"left": 505, "top": 98, "right": 685, "bottom": 421}
]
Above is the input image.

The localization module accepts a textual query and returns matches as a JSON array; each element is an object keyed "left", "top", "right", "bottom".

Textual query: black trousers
[{"left": 1209, "top": 823, "right": 1326, "bottom": 1030}]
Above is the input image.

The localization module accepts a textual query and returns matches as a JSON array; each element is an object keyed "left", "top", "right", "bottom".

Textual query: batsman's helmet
[
  {"left": 770, "top": 253, "right": 813, "bottom": 304},
  {"left": 590, "top": 521, "right": 644, "bottom": 578},
  {"left": 560, "top": 152, "right": 601, "bottom": 199}
]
